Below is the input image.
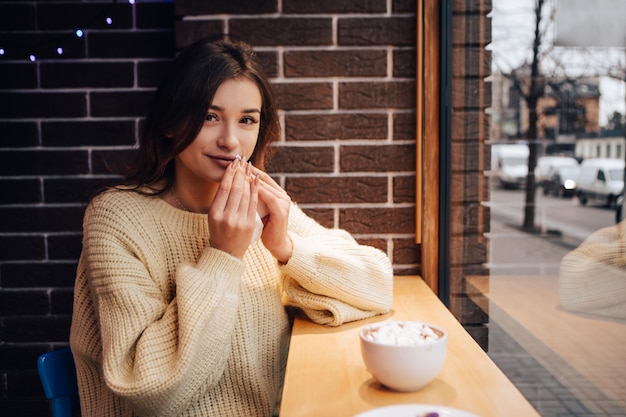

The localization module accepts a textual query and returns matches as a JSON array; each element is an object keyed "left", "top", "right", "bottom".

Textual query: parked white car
[
  {"left": 535, "top": 156, "right": 579, "bottom": 186},
  {"left": 491, "top": 144, "right": 529, "bottom": 189},
  {"left": 575, "top": 158, "right": 625, "bottom": 208}
]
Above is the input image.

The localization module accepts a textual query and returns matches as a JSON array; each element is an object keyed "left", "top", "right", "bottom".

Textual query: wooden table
[{"left": 279, "top": 276, "right": 540, "bottom": 417}]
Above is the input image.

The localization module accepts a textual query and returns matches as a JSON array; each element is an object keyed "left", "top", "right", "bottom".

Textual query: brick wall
[
  {"left": 0, "top": 0, "right": 491, "bottom": 414},
  {"left": 173, "top": 0, "right": 420, "bottom": 274},
  {"left": 448, "top": 0, "right": 492, "bottom": 349},
  {"left": 0, "top": 0, "right": 175, "bottom": 414}
]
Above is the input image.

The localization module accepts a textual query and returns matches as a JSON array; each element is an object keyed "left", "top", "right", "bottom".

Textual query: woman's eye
[
  {"left": 206, "top": 113, "right": 218, "bottom": 122},
  {"left": 241, "top": 116, "right": 258, "bottom": 125}
]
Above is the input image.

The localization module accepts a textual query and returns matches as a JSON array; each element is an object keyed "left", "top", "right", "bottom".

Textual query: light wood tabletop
[{"left": 279, "top": 275, "right": 540, "bottom": 417}]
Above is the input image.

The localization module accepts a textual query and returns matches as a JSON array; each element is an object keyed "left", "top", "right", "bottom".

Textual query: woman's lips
[{"left": 209, "top": 155, "right": 236, "bottom": 168}]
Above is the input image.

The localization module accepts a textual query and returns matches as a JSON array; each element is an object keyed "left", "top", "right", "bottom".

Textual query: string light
[{"left": 0, "top": 0, "right": 138, "bottom": 62}]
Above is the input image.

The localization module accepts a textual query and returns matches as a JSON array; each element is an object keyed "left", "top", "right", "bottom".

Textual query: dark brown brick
[
  {"left": 451, "top": 110, "right": 490, "bottom": 141},
  {"left": 251, "top": 52, "right": 276, "bottom": 79},
  {"left": 0, "top": 92, "right": 86, "bottom": 118},
  {"left": 1, "top": 262, "right": 78, "bottom": 289},
  {"left": 51, "top": 288, "right": 74, "bottom": 315},
  {"left": 338, "top": 17, "right": 416, "bottom": 46},
  {"left": 392, "top": 0, "right": 417, "bottom": 13},
  {"left": 449, "top": 236, "right": 488, "bottom": 265},
  {"left": 393, "top": 112, "right": 416, "bottom": 140},
  {"left": 393, "top": 175, "right": 415, "bottom": 203},
  {"left": 0, "top": 4, "right": 35, "bottom": 30},
  {"left": 284, "top": 50, "right": 387, "bottom": 77},
  {"left": 450, "top": 203, "right": 488, "bottom": 236},
  {"left": 452, "top": 47, "right": 491, "bottom": 78},
  {"left": 393, "top": 237, "right": 421, "bottom": 264},
  {"left": 356, "top": 237, "right": 388, "bottom": 253},
  {"left": 138, "top": 60, "right": 174, "bottom": 88},
  {"left": 0, "top": 236, "right": 45, "bottom": 261},
  {"left": 273, "top": 83, "right": 333, "bottom": 111},
  {"left": 0, "top": 122, "right": 39, "bottom": 147},
  {"left": 175, "top": 0, "right": 277, "bottom": 15},
  {"left": 452, "top": 78, "right": 491, "bottom": 109},
  {"left": 339, "top": 81, "right": 415, "bottom": 109},
  {"left": 174, "top": 20, "right": 225, "bottom": 49},
  {"left": 0, "top": 290, "right": 48, "bottom": 315},
  {"left": 285, "top": 114, "right": 388, "bottom": 141},
  {"left": 2, "top": 316, "right": 72, "bottom": 343},
  {"left": 38, "top": 3, "right": 132, "bottom": 30},
  {"left": 48, "top": 234, "right": 82, "bottom": 260},
  {"left": 0, "top": 63, "right": 37, "bottom": 89},
  {"left": 300, "top": 208, "right": 335, "bottom": 228},
  {"left": 266, "top": 146, "right": 335, "bottom": 174},
  {"left": 42, "top": 121, "right": 135, "bottom": 147},
  {"left": 230, "top": 18, "right": 333, "bottom": 46},
  {"left": 451, "top": 141, "right": 487, "bottom": 172},
  {"left": 452, "top": 0, "right": 493, "bottom": 14},
  {"left": 393, "top": 48, "right": 416, "bottom": 78},
  {"left": 284, "top": 0, "right": 386, "bottom": 13},
  {"left": 137, "top": 2, "right": 175, "bottom": 29},
  {"left": 0, "top": 206, "right": 85, "bottom": 233},
  {"left": 90, "top": 91, "right": 155, "bottom": 117},
  {"left": 44, "top": 177, "right": 118, "bottom": 203},
  {"left": 452, "top": 14, "right": 491, "bottom": 46},
  {"left": 340, "top": 144, "right": 415, "bottom": 172},
  {"left": 0, "top": 179, "right": 41, "bottom": 204},
  {"left": 89, "top": 31, "right": 175, "bottom": 59},
  {"left": 340, "top": 206, "right": 415, "bottom": 234},
  {"left": 0, "top": 150, "right": 89, "bottom": 176},
  {"left": 0, "top": 33, "right": 85, "bottom": 61},
  {"left": 92, "top": 149, "right": 136, "bottom": 175},
  {"left": 286, "top": 176, "right": 387, "bottom": 204},
  {"left": 451, "top": 172, "right": 484, "bottom": 202},
  {"left": 41, "top": 62, "right": 134, "bottom": 88}
]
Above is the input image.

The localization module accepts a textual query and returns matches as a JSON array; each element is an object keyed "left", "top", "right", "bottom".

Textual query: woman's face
[{"left": 176, "top": 77, "right": 262, "bottom": 185}]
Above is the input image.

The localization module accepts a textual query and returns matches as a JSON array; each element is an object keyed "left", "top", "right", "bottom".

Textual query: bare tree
[
  {"left": 503, "top": 0, "right": 545, "bottom": 231},
  {"left": 493, "top": 0, "right": 625, "bottom": 231}
]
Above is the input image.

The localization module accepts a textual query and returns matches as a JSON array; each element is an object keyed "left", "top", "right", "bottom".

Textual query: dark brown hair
[{"left": 119, "top": 38, "right": 280, "bottom": 195}]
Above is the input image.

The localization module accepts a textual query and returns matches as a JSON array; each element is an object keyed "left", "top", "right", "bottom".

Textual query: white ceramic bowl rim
[{"left": 359, "top": 321, "right": 448, "bottom": 347}]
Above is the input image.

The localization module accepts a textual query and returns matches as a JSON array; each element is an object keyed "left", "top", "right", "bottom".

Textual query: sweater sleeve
[
  {"left": 279, "top": 204, "right": 393, "bottom": 326},
  {"left": 82, "top": 195, "right": 245, "bottom": 416}
]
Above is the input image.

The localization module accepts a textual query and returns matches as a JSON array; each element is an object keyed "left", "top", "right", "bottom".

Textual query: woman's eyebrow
[{"left": 209, "top": 104, "right": 261, "bottom": 114}]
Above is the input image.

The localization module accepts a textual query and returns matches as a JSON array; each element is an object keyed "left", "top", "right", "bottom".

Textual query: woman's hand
[
  {"left": 251, "top": 166, "right": 293, "bottom": 264},
  {"left": 207, "top": 159, "right": 259, "bottom": 259}
]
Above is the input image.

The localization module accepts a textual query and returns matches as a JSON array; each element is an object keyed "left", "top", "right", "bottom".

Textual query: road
[{"left": 488, "top": 186, "right": 616, "bottom": 244}]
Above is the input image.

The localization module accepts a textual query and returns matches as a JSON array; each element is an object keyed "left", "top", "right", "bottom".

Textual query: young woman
[{"left": 69, "top": 38, "right": 393, "bottom": 417}]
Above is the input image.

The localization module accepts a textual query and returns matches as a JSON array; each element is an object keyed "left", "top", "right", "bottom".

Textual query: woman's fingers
[{"left": 207, "top": 159, "right": 259, "bottom": 258}]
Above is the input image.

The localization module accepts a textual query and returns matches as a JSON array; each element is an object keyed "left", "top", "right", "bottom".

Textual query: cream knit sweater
[{"left": 69, "top": 189, "right": 393, "bottom": 417}]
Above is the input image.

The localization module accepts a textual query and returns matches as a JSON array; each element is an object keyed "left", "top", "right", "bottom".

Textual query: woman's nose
[{"left": 217, "top": 123, "right": 238, "bottom": 149}]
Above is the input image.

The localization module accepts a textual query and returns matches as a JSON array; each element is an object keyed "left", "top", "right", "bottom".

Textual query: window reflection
[{"left": 462, "top": 0, "right": 626, "bottom": 416}]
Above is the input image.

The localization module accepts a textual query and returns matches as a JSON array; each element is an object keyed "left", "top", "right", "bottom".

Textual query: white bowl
[{"left": 359, "top": 321, "right": 448, "bottom": 392}]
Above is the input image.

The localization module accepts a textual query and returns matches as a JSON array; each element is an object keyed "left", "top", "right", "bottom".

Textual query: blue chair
[{"left": 37, "top": 348, "right": 81, "bottom": 417}]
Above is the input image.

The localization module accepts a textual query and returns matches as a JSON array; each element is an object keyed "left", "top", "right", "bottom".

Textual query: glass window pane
[{"left": 452, "top": 1, "right": 626, "bottom": 416}]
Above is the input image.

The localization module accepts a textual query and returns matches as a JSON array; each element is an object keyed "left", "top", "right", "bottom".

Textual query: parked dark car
[{"left": 542, "top": 165, "right": 580, "bottom": 198}]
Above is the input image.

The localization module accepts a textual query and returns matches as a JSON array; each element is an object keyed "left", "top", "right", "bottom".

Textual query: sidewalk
[{"left": 484, "top": 215, "right": 626, "bottom": 417}]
